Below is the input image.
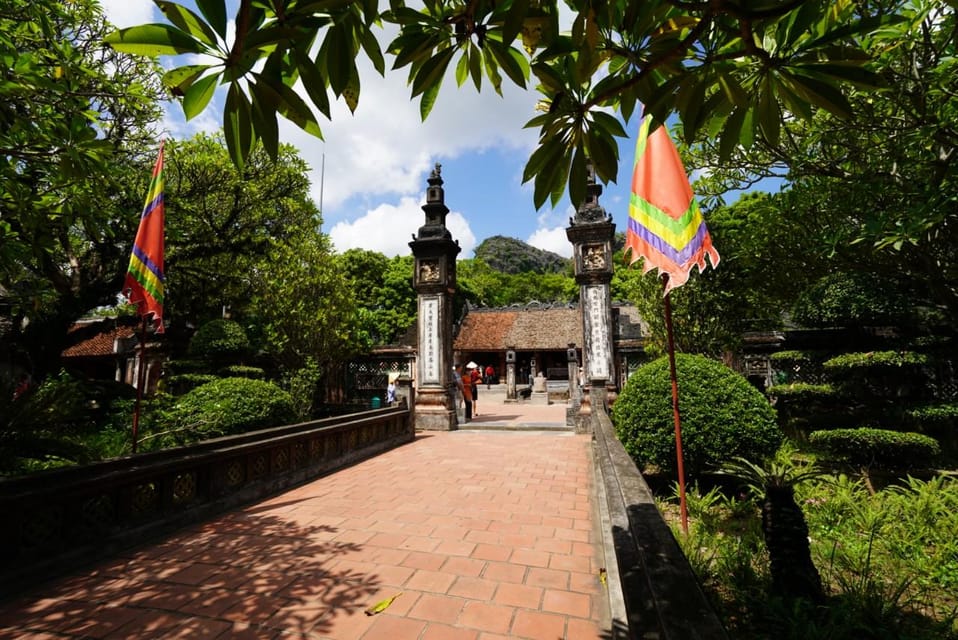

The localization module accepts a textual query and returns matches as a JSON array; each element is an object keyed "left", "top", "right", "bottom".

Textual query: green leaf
[
  {"left": 293, "top": 48, "right": 331, "bottom": 118},
  {"left": 778, "top": 71, "right": 853, "bottom": 119},
  {"left": 719, "top": 106, "right": 747, "bottom": 161},
  {"left": 360, "top": 27, "right": 386, "bottom": 76},
  {"left": 324, "top": 24, "right": 354, "bottom": 96},
  {"left": 468, "top": 44, "right": 482, "bottom": 90},
  {"left": 411, "top": 47, "right": 455, "bottom": 98},
  {"left": 569, "top": 147, "right": 587, "bottom": 209},
  {"left": 195, "top": 0, "right": 228, "bottom": 40},
  {"left": 501, "top": 0, "right": 530, "bottom": 46},
  {"left": 455, "top": 47, "right": 469, "bottom": 87},
  {"left": 182, "top": 73, "right": 219, "bottom": 120},
  {"left": 162, "top": 64, "right": 212, "bottom": 94},
  {"left": 224, "top": 83, "right": 254, "bottom": 171},
  {"left": 250, "top": 79, "right": 280, "bottom": 159},
  {"left": 271, "top": 79, "right": 324, "bottom": 137},
  {"left": 156, "top": 1, "right": 220, "bottom": 48},
  {"left": 105, "top": 24, "right": 210, "bottom": 56},
  {"left": 420, "top": 80, "right": 440, "bottom": 120}
]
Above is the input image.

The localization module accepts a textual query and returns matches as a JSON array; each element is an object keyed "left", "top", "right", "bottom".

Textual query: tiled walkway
[{"left": 0, "top": 403, "right": 609, "bottom": 639}]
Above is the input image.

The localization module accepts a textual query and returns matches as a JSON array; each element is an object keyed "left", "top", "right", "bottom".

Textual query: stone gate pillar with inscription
[
  {"left": 410, "top": 164, "right": 461, "bottom": 431},
  {"left": 566, "top": 165, "right": 616, "bottom": 433}
]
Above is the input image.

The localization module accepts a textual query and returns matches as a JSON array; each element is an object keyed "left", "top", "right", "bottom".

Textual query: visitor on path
[
  {"left": 485, "top": 364, "right": 495, "bottom": 388},
  {"left": 467, "top": 363, "right": 480, "bottom": 415},
  {"left": 386, "top": 372, "right": 399, "bottom": 405},
  {"left": 454, "top": 364, "right": 471, "bottom": 421}
]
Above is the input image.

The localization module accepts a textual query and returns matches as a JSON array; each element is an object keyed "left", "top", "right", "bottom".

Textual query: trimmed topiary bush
[
  {"left": 809, "top": 428, "right": 940, "bottom": 469},
  {"left": 165, "top": 373, "right": 220, "bottom": 395},
  {"left": 219, "top": 365, "right": 265, "bottom": 379},
  {"left": 822, "top": 350, "right": 929, "bottom": 376},
  {"left": 612, "top": 354, "right": 782, "bottom": 476},
  {"left": 188, "top": 319, "right": 251, "bottom": 361},
  {"left": 168, "top": 377, "right": 295, "bottom": 439},
  {"left": 766, "top": 383, "right": 837, "bottom": 402}
]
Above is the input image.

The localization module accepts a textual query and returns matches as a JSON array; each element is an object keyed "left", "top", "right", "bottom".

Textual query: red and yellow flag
[
  {"left": 123, "top": 142, "right": 165, "bottom": 333},
  {"left": 624, "top": 116, "right": 719, "bottom": 292}
]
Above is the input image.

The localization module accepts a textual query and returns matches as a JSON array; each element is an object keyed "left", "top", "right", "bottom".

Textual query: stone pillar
[
  {"left": 409, "top": 164, "right": 461, "bottom": 431},
  {"left": 504, "top": 348, "right": 517, "bottom": 403},
  {"left": 566, "top": 343, "right": 580, "bottom": 427},
  {"left": 566, "top": 163, "right": 616, "bottom": 434}
]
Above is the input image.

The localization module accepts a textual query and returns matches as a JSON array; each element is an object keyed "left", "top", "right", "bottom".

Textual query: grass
[{"left": 656, "top": 446, "right": 958, "bottom": 640}]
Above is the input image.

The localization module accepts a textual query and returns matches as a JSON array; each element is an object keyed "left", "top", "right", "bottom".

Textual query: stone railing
[
  {"left": 592, "top": 408, "right": 729, "bottom": 639},
  {"left": 0, "top": 405, "right": 413, "bottom": 593}
]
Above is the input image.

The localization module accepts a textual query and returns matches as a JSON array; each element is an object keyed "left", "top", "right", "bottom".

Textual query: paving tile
[
  {"left": 541, "top": 589, "right": 592, "bottom": 618},
  {"left": 457, "top": 602, "right": 515, "bottom": 634},
  {"left": 421, "top": 623, "right": 481, "bottom": 640},
  {"left": 511, "top": 609, "right": 566, "bottom": 640},
  {"left": 492, "top": 583, "right": 543, "bottom": 609},
  {"left": 407, "top": 593, "right": 466, "bottom": 624},
  {"left": 440, "top": 556, "right": 486, "bottom": 578},
  {"left": 525, "top": 567, "right": 570, "bottom": 590},
  {"left": 447, "top": 576, "right": 498, "bottom": 601},
  {"left": 481, "top": 562, "right": 526, "bottom": 584},
  {"left": 405, "top": 570, "right": 457, "bottom": 594}
]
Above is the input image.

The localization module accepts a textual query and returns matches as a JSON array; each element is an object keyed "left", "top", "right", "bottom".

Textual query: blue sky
[{"left": 101, "top": 1, "right": 669, "bottom": 259}]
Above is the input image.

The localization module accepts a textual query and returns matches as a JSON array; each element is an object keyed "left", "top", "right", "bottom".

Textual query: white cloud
[
  {"left": 277, "top": 28, "right": 540, "bottom": 211},
  {"left": 526, "top": 226, "right": 573, "bottom": 258},
  {"left": 328, "top": 196, "right": 476, "bottom": 258},
  {"left": 99, "top": 0, "right": 156, "bottom": 27}
]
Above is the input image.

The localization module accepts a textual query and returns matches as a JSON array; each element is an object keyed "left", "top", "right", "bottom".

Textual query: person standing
[
  {"left": 454, "top": 364, "right": 471, "bottom": 421},
  {"left": 468, "top": 364, "right": 480, "bottom": 415},
  {"left": 485, "top": 364, "right": 494, "bottom": 389},
  {"left": 386, "top": 372, "right": 399, "bottom": 405}
]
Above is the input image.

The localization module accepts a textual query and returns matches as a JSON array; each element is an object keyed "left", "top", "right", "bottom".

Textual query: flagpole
[
  {"left": 662, "top": 273, "right": 689, "bottom": 534},
  {"left": 131, "top": 316, "right": 148, "bottom": 454}
]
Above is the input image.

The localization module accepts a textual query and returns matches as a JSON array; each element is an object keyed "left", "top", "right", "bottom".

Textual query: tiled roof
[
  {"left": 455, "top": 306, "right": 584, "bottom": 351},
  {"left": 61, "top": 322, "right": 136, "bottom": 358}
]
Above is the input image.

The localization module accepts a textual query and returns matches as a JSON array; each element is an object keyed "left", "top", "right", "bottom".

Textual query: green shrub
[
  {"left": 165, "top": 373, "right": 220, "bottom": 395},
  {"left": 219, "top": 365, "right": 265, "bottom": 379},
  {"left": 769, "top": 350, "right": 819, "bottom": 364},
  {"left": 766, "top": 383, "right": 837, "bottom": 401},
  {"left": 188, "top": 319, "right": 251, "bottom": 360},
  {"left": 167, "top": 377, "right": 295, "bottom": 439},
  {"left": 809, "top": 428, "right": 940, "bottom": 468},
  {"left": 612, "top": 354, "right": 782, "bottom": 476},
  {"left": 792, "top": 272, "right": 911, "bottom": 328},
  {"left": 905, "top": 403, "right": 958, "bottom": 426},
  {"left": 822, "top": 351, "right": 929, "bottom": 374}
]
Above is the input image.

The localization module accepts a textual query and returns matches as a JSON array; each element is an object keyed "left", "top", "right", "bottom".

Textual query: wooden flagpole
[
  {"left": 131, "top": 315, "right": 148, "bottom": 454},
  {"left": 662, "top": 273, "right": 689, "bottom": 534}
]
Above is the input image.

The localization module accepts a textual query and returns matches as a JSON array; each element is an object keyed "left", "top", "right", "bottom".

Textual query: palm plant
[{"left": 718, "top": 456, "right": 825, "bottom": 603}]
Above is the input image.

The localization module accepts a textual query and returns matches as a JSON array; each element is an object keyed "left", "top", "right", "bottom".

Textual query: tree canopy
[{"left": 106, "top": 0, "right": 901, "bottom": 210}]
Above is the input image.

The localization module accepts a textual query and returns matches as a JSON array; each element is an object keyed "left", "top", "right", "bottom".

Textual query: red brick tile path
[{"left": 0, "top": 428, "right": 609, "bottom": 639}]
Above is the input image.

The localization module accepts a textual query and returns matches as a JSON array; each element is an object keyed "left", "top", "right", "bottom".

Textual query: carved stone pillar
[
  {"left": 566, "top": 164, "right": 616, "bottom": 433},
  {"left": 409, "top": 164, "right": 461, "bottom": 430},
  {"left": 504, "top": 347, "right": 517, "bottom": 403}
]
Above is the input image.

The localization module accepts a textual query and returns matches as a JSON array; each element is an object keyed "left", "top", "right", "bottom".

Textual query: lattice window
[
  {"left": 172, "top": 472, "right": 196, "bottom": 505},
  {"left": 250, "top": 453, "right": 268, "bottom": 479},
  {"left": 273, "top": 447, "right": 289, "bottom": 472},
  {"left": 131, "top": 482, "right": 159, "bottom": 516}
]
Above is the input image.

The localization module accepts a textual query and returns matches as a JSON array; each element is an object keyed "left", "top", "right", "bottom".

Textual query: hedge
[
  {"left": 766, "top": 383, "right": 837, "bottom": 402},
  {"left": 809, "top": 428, "right": 940, "bottom": 468},
  {"left": 168, "top": 377, "right": 295, "bottom": 439},
  {"left": 188, "top": 319, "right": 251, "bottom": 360},
  {"left": 612, "top": 354, "right": 782, "bottom": 476}
]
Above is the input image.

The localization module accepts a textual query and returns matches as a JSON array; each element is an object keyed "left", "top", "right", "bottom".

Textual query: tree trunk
[{"left": 762, "top": 484, "right": 825, "bottom": 602}]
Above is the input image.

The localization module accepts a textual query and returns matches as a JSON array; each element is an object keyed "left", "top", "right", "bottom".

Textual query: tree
[
  {"left": 616, "top": 192, "right": 821, "bottom": 356},
  {"left": 106, "top": 0, "right": 898, "bottom": 210},
  {"left": 688, "top": 2, "right": 958, "bottom": 323},
  {"left": 161, "top": 133, "right": 323, "bottom": 325},
  {"left": 249, "top": 233, "right": 364, "bottom": 373},
  {"left": 0, "top": 0, "right": 165, "bottom": 377}
]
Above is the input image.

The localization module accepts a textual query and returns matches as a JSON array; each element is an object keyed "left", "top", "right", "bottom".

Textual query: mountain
[{"left": 474, "top": 236, "right": 570, "bottom": 275}]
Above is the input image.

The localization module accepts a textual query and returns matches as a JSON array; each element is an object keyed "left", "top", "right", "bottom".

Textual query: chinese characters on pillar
[
  {"left": 585, "top": 285, "right": 610, "bottom": 379},
  {"left": 421, "top": 297, "right": 440, "bottom": 383}
]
